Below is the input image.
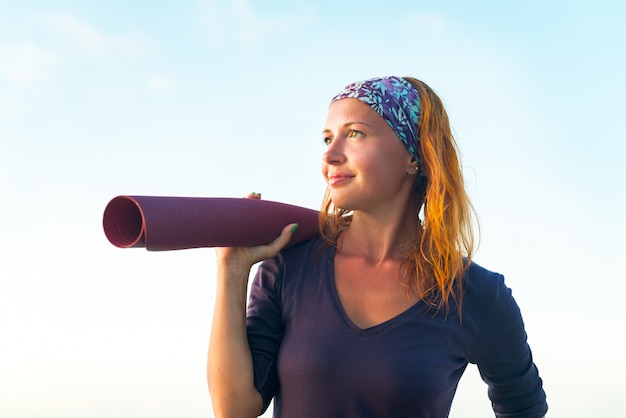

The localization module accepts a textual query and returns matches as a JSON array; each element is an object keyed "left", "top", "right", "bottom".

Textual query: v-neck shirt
[{"left": 246, "top": 238, "right": 547, "bottom": 418}]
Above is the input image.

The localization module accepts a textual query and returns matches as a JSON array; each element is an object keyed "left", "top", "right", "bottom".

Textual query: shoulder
[
  {"left": 460, "top": 262, "right": 522, "bottom": 338},
  {"left": 256, "top": 238, "right": 330, "bottom": 285},
  {"left": 281, "top": 237, "right": 329, "bottom": 262},
  {"left": 261, "top": 237, "right": 329, "bottom": 270},
  {"left": 463, "top": 261, "right": 510, "bottom": 309},
  {"left": 464, "top": 261, "right": 505, "bottom": 291},
  {"left": 462, "top": 262, "right": 530, "bottom": 357},
  {"left": 463, "top": 262, "right": 506, "bottom": 302}
]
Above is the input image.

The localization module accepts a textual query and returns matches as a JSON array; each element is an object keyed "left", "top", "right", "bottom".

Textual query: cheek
[
  {"left": 367, "top": 154, "right": 410, "bottom": 186},
  {"left": 361, "top": 150, "right": 399, "bottom": 174},
  {"left": 320, "top": 162, "right": 329, "bottom": 182}
]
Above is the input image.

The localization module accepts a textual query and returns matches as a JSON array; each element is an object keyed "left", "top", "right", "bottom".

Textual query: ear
[{"left": 405, "top": 156, "right": 418, "bottom": 175}]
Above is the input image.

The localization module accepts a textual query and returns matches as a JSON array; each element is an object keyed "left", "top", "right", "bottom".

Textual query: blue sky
[{"left": 1, "top": 1, "right": 624, "bottom": 417}]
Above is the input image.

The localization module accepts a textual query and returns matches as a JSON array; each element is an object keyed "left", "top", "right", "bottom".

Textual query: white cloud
[
  {"left": 0, "top": 42, "right": 59, "bottom": 86},
  {"left": 405, "top": 12, "right": 448, "bottom": 39},
  {"left": 228, "top": 0, "right": 273, "bottom": 47},
  {"left": 145, "top": 74, "right": 176, "bottom": 95},
  {"left": 196, "top": 0, "right": 315, "bottom": 49},
  {"left": 41, "top": 12, "right": 110, "bottom": 55},
  {"left": 113, "top": 32, "right": 158, "bottom": 60},
  {"left": 197, "top": 0, "right": 228, "bottom": 45},
  {"left": 40, "top": 12, "right": 158, "bottom": 59}
]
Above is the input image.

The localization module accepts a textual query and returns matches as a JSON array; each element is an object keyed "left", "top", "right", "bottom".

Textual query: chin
[{"left": 329, "top": 197, "right": 359, "bottom": 212}]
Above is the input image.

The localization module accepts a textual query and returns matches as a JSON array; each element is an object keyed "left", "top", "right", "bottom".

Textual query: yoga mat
[{"left": 102, "top": 196, "right": 320, "bottom": 251}]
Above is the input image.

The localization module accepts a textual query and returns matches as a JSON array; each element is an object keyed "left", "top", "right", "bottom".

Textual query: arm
[
  {"left": 470, "top": 274, "right": 548, "bottom": 418},
  {"left": 207, "top": 222, "right": 297, "bottom": 418}
]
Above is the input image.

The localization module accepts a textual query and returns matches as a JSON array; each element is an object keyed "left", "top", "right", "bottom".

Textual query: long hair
[{"left": 319, "top": 77, "right": 477, "bottom": 315}]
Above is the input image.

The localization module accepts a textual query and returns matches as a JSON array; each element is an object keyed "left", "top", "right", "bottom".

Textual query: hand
[{"left": 214, "top": 193, "right": 298, "bottom": 274}]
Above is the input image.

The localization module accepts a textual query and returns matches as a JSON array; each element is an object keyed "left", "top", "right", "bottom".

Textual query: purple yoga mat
[{"left": 102, "top": 196, "right": 320, "bottom": 251}]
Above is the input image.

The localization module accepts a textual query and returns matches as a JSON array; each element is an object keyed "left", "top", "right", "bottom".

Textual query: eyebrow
[{"left": 322, "top": 121, "right": 373, "bottom": 134}]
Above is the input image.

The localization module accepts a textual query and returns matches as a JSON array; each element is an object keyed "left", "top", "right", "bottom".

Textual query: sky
[{"left": 0, "top": 0, "right": 624, "bottom": 417}]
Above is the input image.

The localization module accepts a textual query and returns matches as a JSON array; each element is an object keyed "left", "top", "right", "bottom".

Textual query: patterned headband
[{"left": 330, "top": 76, "right": 422, "bottom": 164}]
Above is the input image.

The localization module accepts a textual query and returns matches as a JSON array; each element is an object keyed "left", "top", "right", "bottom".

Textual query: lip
[{"left": 327, "top": 172, "right": 354, "bottom": 186}]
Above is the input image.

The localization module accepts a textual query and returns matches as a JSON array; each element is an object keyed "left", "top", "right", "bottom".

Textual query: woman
[{"left": 207, "top": 76, "right": 548, "bottom": 417}]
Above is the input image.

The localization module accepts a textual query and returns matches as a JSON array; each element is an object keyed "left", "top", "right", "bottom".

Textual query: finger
[
  {"left": 245, "top": 192, "right": 262, "bottom": 200},
  {"left": 263, "top": 223, "right": 299, "bottom": 255},
  {"left": 215, "top": 223, "right": 298, "bottom": 268}
]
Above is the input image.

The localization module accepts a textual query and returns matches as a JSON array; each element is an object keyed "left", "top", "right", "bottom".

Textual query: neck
[{"left": 338, "top": 202, "right": 420, "bottom": 263}]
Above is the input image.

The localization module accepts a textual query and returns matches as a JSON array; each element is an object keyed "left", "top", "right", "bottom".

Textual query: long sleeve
[
  {"left": 246, "top": 252, "right": 285, "bottom": 413},
  {"left": 468, "top": 273, "right": 548, "bottom": 418}
]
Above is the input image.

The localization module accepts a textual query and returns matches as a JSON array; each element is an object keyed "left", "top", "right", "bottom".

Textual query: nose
[{"left": 322, "top": 138, "right": 346, "bottom": 166}]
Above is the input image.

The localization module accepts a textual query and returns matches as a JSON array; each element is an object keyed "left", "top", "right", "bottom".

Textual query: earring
[{"left": 407, "top": 167, "right": 417, "bottom": 175}]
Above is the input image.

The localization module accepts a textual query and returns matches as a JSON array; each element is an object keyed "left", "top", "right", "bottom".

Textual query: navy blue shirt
[{"left": 247, "top": 239, "right": 547, "bottom": 417}]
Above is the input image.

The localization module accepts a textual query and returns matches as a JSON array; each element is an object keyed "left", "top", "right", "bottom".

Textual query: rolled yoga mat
[{"left": 103, "top": 196, "right": 320, "bottom": 251}]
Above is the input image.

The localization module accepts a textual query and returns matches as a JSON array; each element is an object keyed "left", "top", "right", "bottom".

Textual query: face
[{"left": 322, "top": 98, "right": 417, "bottom": 213}]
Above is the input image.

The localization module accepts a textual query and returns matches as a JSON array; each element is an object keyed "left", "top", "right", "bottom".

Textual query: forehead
[{"left": 325, "top": 98, "right": 387, "bottom": 128}]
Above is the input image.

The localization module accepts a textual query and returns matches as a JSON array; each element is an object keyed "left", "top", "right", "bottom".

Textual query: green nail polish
[{"left": 290, "top": 224, "right": 299, "bottom": 234}]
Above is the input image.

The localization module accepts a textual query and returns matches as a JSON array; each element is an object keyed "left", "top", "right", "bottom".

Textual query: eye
[
  {"left": 347, "top": 129, "right": 364, "bottom": 138},
  {"left": 323, "top": 136, "right": 333, "bottom": 145}
]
